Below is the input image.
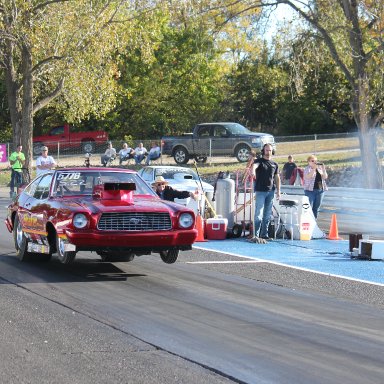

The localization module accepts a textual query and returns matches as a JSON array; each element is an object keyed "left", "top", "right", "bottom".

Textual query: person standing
[
  {"left": 100, "top": 142, "right": 116, "bottom": 166},
  {"left": 281, "top": 155, "right": 297, "bottom": 185},
  {"left": 36, "top": 146, "right": 56, "bottom": 176},
  {"left": 152, "top": 176, "right": 197, "bottom": 202},
  {"left": 9, "top": 144, "right": 25, "bottom": 198},
  {"left": 134, "top": 142, "right": 148, "bottom": 165},
  {"left": 303, "top": 155, "right": 328, "bottom": 218},
  {"left": 252, "top": 143, "right": 281, "bottom": 241}
]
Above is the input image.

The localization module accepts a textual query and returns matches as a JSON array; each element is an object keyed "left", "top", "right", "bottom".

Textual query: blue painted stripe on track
[{"left": 193, "top": 238, "right": 384, "bottom": 286}]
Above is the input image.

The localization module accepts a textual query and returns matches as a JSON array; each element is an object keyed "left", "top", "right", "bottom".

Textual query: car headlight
[
  {"left": 178, "top": 213, "right": 194, "bottom": 228},
  {"left": 251, "top": 137, "right": 261, "bottom": 144},
  {"left": 73, "top": 213, "right": 89, "bottom": 229}
]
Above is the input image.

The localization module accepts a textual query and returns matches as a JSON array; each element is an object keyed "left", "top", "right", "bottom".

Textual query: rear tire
[
  {"left": 82, "top": 141, "right": 95, "bottom": 153},
  {"left": 13, "top": 215, "right": 33, "bottom": 261},
  {"left": 195, "top": 156, "right": 207, "bottom": 163},
  {"left": 160, "top": 249, "right": 179, "bottom": 264},
  {"left": 56, "top": 235, "right": 76, "bottom": 264},
  {"left": 33, "top": 143, "right": 44, "bottom": 156}
]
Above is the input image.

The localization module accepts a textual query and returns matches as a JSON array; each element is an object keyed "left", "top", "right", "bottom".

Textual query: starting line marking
[{"left": 193, "top": 245, "right": 384, "bottom": 287}]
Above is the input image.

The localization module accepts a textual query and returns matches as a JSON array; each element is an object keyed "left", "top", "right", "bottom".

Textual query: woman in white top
[{"left": 36, "top": 146, "right": 56, "bottom": 176}]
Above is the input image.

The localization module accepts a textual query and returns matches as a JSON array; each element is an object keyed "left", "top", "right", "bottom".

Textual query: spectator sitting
[
  {"left": 118, "top": 143, "right": 134, "bottom": 165},
  {"left": 134, "top": 142, "right": 148, "bottom": 165},
  {"left": 145, "top": 142, "right": 161, "bottom": 165},
  {"left": 100, "top": 142, "right": 116, "bottom": 167}
]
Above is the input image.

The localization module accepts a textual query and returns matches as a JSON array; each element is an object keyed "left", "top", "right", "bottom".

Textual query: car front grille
[{"left": 98, "top": 212, "right": 172, "bottom": 231}]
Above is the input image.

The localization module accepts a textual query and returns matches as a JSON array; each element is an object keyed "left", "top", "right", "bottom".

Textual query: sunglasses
[{"left": 310, "top": 160, "right": 317, "bottom": 162}]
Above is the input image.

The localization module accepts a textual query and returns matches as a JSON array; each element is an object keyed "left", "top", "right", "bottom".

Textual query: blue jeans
[
  {"left": 134, "top": 154, "right": 146, "bottom": 164},
  {"left": 145, "top": 153, "right": 160, "bottom": 165},
  {"left": 10, "top": 169, "right": 23, "bottom": 194},
  {"left": 254, "top": 190, "right": 275, "bottom": 238},
  {"left": 304, "top": 189, "right": 324, "bottom": 218}
]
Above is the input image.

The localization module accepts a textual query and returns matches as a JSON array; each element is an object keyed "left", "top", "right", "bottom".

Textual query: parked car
[
  {"left": 138, "top": 165, "right": 215, "bottom": 215},
  {"left": 33, "top": 123, "right": 109, "bottom": 155},
  {"left": 161, "top": 122, "right": 276, "bottom": 164},
  {"left": 5, "top": 167, "right": 197, "bottom": 265}
]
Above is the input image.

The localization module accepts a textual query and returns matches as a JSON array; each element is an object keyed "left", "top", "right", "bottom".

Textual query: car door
[
  {"left": 193, "top": 125, "right": 211, "bottom": 157},
  {"left": 210, "top": 124, "right": 231, "bottom": 155},
  {"left": 26, "top": 174, "right": 53, "bottom": 233}
]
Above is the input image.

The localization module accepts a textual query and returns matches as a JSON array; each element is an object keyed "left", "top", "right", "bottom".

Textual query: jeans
[
  {"left": 145, "top": 153, "right": 160, "bottom": 165},
  {"left": 134, "top": 154, "right": 146, "bottom": 164},
  {"left": 101, "top": 155, "right": 114, "bottom": 166},
  {"left": 304, "top": 189, "right": 324, "bottom": 218},
  {"left": 253, "top": 190, "right": 275, "bottom": 238},
  {"left": 10, "top": 169, "right": 23, "bottom": 194},
  {"left": 119, "top": 155, "right": 133, "bottom": 165}
]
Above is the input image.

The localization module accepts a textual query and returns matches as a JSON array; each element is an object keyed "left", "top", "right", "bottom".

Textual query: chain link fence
[{"left": 1, "top": 131, "right": 383, "bottom": 189}]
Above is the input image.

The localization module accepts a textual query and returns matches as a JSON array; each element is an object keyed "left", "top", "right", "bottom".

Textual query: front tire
[
  {"left": 56, "top": 235, "right": 76, "bottom": 264},
  {"left": 173, "top": 147, "right": 189, "bottom": 164},
  {"left": 235, "top": 145, "right": 251, "bottom": 162},
  {"left": 160, "top": 249, "right": 179, "bottom": 264},
  {"left": 13, "top": 215, "right": 33, "bottom": 261}
]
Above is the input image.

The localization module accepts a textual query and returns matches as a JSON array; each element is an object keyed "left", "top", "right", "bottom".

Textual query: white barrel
[{"left": 215, "top": 176, "right": 235, "bottom": 229}]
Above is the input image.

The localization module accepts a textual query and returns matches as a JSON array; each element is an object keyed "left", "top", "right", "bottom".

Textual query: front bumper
[{"left": 64, "top": 228, "right": 198, "bottom": 250}]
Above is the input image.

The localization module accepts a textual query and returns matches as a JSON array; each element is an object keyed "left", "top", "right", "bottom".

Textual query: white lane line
[
  {"left": 187, "top": 261, "right": 264, "bottom": 264},
  {"left": 193, "top": 246, "right": 384, "bottom": 287}
]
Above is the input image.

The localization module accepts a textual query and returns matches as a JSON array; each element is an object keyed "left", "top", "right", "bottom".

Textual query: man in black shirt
[
  {"left": 251, "top": 144, "right": 281, "bottom": 242},
  {"left": 282, "top": 155, "right": 297, "bottom": 185},
  {"left": 152, "top": 176, "right": 197, "bottom": 202}
]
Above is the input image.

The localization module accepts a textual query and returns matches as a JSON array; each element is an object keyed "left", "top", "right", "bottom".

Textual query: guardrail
[{"left": 281, "top": 185, "right": 384, "bottom": 236}]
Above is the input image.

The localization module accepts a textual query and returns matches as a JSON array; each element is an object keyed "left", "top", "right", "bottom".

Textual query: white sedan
[{"left": 138, "top": 166, "right": 215, "bottom": 213}]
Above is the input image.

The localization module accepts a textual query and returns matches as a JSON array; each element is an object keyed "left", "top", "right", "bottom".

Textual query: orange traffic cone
[
  {"left": 195, "top": 215, "right": 207, "bottom": 242},
  {"left": 327, "top": 214, "right": 342, "bottom": 240}
]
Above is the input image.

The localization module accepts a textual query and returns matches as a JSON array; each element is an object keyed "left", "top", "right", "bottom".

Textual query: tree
[
  {"left": 278, "top": 0, "right": 384, "bottom": 188},
  {"left": 110, "top": 8, "right": 224, "bottom": 138},
  {"left": 200, "top": 0, "right": 384, "bottom": 188},
  {"left": 0, "top": 0, "right": 126, "bottom": 170}
]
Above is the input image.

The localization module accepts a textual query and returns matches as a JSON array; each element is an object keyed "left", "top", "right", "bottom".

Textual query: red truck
[{"left": 33, "top": 124, "right": 109, "bottom": 155}]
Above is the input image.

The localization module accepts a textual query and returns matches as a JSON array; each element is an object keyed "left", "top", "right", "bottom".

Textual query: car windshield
[
  {"left": 53, "top": 170, "right": 156, "bottom": 197},
  {"left": 154, "top": 168, "right": 197, "bottom": 180},
  {"left": 223, "top": 123, "right": 251, "bottom": 134}
]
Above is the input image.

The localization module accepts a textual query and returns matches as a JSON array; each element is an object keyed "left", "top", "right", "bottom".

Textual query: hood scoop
[
  {"left": 93, "top": 182, "right": 135, "bottom": 203},
  {"left": 173, "top": 173, "right": 193, "bottom": 181}
]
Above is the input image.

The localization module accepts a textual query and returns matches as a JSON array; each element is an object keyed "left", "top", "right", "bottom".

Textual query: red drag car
[{"left": 5, "top": 167, "right": 197, "bottom": 264}]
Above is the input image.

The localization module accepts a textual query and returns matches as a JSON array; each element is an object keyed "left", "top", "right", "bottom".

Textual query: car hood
[
  {"left": 59, "top": 196, "right": 185, "bottom": 214},
  {"left": 235, "top": 132, "right": 274, "bottom": 140},
  {"left": 168, "top": 180, "right": 213, "bottom": 193},
  {"left": 166, "top": 173, "right": 213, "bottom": 193}
]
